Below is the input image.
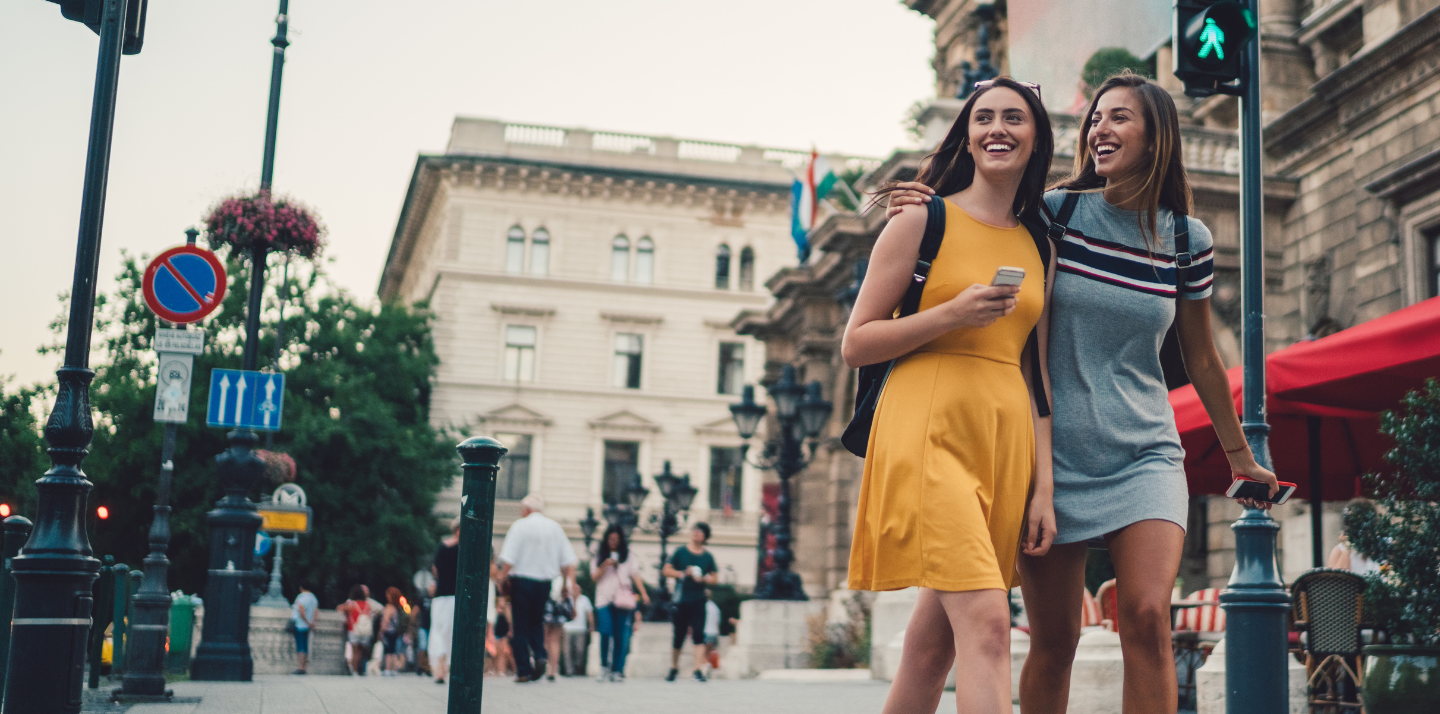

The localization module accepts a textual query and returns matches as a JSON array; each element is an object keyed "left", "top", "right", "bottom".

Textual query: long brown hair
[
  {"left": 874, "top": 77, "right": 1054, "bottom": 222},
  {"left": 1053, "top": 71, "right": 1192, "bottom": 247}
]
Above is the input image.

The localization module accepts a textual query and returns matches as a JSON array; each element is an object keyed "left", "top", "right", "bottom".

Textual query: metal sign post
[
  {"left": 120, "top": 324, "right": 203, "bottom": 700},
  {"left": 255, "top": 485, "right": 309, "bottom": 608}
]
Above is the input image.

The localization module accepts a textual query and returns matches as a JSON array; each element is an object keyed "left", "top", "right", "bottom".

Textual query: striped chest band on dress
[{"left": 1053, "top": 226, "right": 1213, "bottom": 297}]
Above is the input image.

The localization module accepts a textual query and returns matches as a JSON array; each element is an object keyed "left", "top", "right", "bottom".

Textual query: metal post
[
  {"left": 755, "top": 423, "right": 806, "bottom": 600},
  {"left": 111, "top": 562, "right": 129, "bottom": 676},
  {"left": 88, "top": 557, "right": 114, "bottom": 690},
  {"left": 119, "top": 421, "right": 179, "bottom": 698},
  {"left": 1308, "top": 415, "right": 1323, "bottom": 568},
  {"left": 1221, "top": 3, "right": 1291, "bottom": 711},
  {"left": 448, "top": 437, "right": 506, "bottom": 714},
  {"left": 0, "top": 517, "right": 34, "bottom": 697},
  {"left": 256, "top": 535, "right": 293, "bottom": 608},
  {"left": 3, "top": 0, "right": 127, "bottom": 710},
  {"left": 192, "top": 0, "right": 291, "bottom": 680}
]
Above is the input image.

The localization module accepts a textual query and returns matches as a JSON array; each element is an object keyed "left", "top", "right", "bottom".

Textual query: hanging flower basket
[
  {"left": 203, "top": 191, "right": 325, "bottom": 258},
  {"left": 256, "top": 449, "right": 297, "bottom": 485}
]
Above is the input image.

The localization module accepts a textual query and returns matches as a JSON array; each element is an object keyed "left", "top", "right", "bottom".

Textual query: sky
[{"left": 0, "top": 1, "right": 935, "bottom": 388}]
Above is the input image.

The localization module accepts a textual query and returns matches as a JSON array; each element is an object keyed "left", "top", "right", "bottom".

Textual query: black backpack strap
[
  {"left": 1173, "top": 211, "right": 1192, "bottom": 294},
  {"left": 898, "top": 196, "right": 947, "bottom": 317},
  {"left": 1045, "top": 191, "right": 1080, "bottom": 242}
]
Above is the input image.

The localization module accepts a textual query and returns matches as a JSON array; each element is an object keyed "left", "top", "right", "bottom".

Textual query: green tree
[
  {"left": 1345, "top": 379, "right": 1440, "bottom": 645},
  {"left": 0, "top": 375, "right": 45, "bottom": 517},
  {"left": 1082, "top": 47, "right": 1152, "bottom": 91},
  {"left": 51, "top": 253, "right": 454, "bottom": 607}
]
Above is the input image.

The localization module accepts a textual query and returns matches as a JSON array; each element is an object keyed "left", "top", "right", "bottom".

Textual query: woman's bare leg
[
  {"left": 1107, "top": 520, "right": 1185, "bottom": 714},
  {"left": 1017, "top": 541, "right": 1089, "bottom": 714},
  {"left": 882, "top": 587, "right": 1012, "bottom": 714}
]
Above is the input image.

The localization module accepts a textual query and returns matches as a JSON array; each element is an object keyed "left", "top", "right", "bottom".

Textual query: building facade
[{"left": 378, "top": 117, "right": 873, "bottom": 588}]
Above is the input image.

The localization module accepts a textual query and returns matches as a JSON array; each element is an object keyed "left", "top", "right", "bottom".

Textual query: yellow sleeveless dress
[{"left": 848, "top": 200, "right": 1045, "bottom": 593}]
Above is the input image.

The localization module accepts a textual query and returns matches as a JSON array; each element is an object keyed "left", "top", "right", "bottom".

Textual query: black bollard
[
  {"left": 88, "top": 557, "right": 115, "bottom": 689},
  {"left": 189, "top": 431, "right": 265, "bottom": 681},
  {"left": 448, "top": 437, "right": 507, "bottom": 714},
  {"left": 0, "top": 516, "right": 34, "bottom": 697}
]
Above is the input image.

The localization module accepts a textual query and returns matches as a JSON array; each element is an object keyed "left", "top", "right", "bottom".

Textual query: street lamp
[
  {"left": 579, "top": 508, "right": 600, "bottom": 553},
  {"left": 602, "top": 473, "right": 649, "bottom": 539},
  {"left": 639, "top": 461, "right": 698, "bottom": 619},
  {"left": 5, "top": 1, "right": 146, "bottom": 711},
  {"left": 729, "top": 364, "right": 832, "bottom": 600}
]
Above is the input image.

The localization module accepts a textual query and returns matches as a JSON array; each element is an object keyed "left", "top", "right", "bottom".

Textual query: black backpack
[{"left": 840, "top": 198, "right": 1054, "bottom": 458}]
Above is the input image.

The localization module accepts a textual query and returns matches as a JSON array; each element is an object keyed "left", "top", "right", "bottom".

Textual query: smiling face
[
  {"left": 1088, "top": 87, "right": 1150, "bottom": 183},
  {"left": 966, "top": 87, "right": 1036, "bottom": 181},
  {"left": 607, "top": 531, "right": 621, "bottom": 550}
]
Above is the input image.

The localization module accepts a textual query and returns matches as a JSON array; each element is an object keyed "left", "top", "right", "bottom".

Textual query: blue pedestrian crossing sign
[{"left": 207, "top": 369, "right": 286, "bottom": 431}]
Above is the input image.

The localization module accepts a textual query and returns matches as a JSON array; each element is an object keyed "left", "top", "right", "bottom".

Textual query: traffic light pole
[
  {"left": 190, "top": 0, "right": 291, "bottom": 681},
  {"left": 3, "top": 0, "right": 128, "bottom": 711},
  {"left": 1219, "top": 1, "right": 1291, "bottom": 711}
]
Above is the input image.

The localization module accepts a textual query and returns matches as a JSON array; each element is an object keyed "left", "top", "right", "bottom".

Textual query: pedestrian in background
[
  {"left": 662, "top": 522, "right": 718, "bottom": 682},
  {"left": 428, "top": 518, "right": 460, "bottom": 684},
  {"left": 291, "top": 583, "right": 318, "bottom": 675},
  {"left": 495, "top": 494, "right": 578, "bottom": 683},
  {"left": 381, "top": 586, "right": 405, "bottom": 676},
  {"left": 337, "top": 584, "right": 381, "bottom": 676},
  {"left": 487, "top": 596, "right": 515, "bottom": 676},
  {"left": 541, "top": 578, "right": 574, "bottom": 681},
  {"left": 593, "top": 524, "right": 650, "bottom": 682},
  {"left": 562, "top": 586, "right": 593, "bottom": 676},
  {"left": 703, "top": 589, "right": 722, "bottom": 675}
]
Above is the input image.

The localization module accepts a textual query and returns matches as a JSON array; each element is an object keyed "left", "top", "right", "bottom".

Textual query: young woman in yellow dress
[{"left": 842, "top": 77, "right": 1058, "bottom": 714}]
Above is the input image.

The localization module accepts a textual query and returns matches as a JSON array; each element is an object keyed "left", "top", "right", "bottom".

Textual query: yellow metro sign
[{"left": 258, "top": 506, "right": 310, "bottom": 534}]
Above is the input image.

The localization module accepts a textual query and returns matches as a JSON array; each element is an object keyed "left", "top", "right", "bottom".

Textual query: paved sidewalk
[{"left": 114, "top": 673, "right": 984, "bottom": 714}]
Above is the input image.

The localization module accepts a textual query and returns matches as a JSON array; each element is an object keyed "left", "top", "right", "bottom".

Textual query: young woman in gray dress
[{"left": 886, "top": 72, "right": 1278, "bottom": 714}]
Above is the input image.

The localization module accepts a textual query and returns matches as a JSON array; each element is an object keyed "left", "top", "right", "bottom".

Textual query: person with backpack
[
  {"left": 841, "top": 77, "right": 1057, "bottom": 714},
  {"left": 882, "top": 72, "right": 1278, "bottom": 714},
  {"left": 337, "top": 584, "right": 382, "bottom": 676},
  {"left": 380, "top": 587, "right": 407, "bottom": 676}
]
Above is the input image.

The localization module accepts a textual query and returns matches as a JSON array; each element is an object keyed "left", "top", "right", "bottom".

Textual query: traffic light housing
[
  {"left": 44, "top": 0, "right": 147, "bottom": 55},
  {"left": 1173, "top": 0, "right": 1256, "bottom": 97}
]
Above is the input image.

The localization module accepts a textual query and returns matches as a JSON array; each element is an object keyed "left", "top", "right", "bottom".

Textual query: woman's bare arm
[
  {"left": 841, "top": 203, "right": 1020, "bottom": 368},
  {"left": 1176, "top": 298, "right": 1278, "bottom": 505}
]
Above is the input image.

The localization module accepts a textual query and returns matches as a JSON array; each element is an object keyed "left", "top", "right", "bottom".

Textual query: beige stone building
[{"left": 377, "top": 116, "right": 874, "bottom": 587}]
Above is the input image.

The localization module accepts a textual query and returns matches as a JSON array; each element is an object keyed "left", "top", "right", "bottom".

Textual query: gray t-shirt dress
[{"left": 1043, "top": 190, "right": 1215, "bottom": 544}]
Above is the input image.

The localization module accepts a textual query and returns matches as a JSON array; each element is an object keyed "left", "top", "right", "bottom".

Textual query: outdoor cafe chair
[
  {"left": 1290, "top": 568, "right": 1367, "bottom": 714},
  {"left": 1173, "top": 587, "right": 1225, "bottom": 710}
]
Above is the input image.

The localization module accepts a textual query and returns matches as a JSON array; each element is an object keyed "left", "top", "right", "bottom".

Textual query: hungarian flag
[{"left": 790, "top": 149, "right": 837, "bottom": 261}]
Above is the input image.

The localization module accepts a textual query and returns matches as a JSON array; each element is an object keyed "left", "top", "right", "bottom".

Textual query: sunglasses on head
[{"left": 973, "top": 79, "right": 1042, "bottom": 103}]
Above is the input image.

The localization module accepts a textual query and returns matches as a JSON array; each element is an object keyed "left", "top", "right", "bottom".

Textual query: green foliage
[
  {"left": 1082, "top": 48, "right": 1152, "bottom": 90},
  {"left": 45, "top": 251, "right": 454, "bottom": 608},
  {"left": 808, "top": 592, "right": 870, "bottom": 669},
  {"left": 1345, "top": 379, "right": 1440, "bottom": 645},
  {"left": 0, "top": 376, "right": 45, "bottom": 516}
]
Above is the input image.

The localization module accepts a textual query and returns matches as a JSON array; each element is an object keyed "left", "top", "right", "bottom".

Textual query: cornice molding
[
  {"left": 433, "top": 268, "right": 771, "bottom": 305},
  {"left": 1364, "top": 148, "right": 1440, "bottom": 205},
  {"left": 600, "top": 311, "right": 664, "bottom": 325},
  {"left": 491, "top": 303, "right": 556, "bottom": 318}
]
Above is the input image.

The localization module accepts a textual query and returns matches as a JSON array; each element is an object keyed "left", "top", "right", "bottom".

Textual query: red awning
[
  {"left": 1169, "top": 366, "right": 1390, "bottom": 498},
  {"left": 1270, "top": 296, "right": 1440, "bottom": 412}
]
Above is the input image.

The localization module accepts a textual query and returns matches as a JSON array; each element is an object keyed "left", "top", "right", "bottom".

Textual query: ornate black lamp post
[
  {"left": 602, "top": 474, "right": 649, "bottom": 540},
  {"left": 5, "top": 2, "right": 145, "bottom": 712},
  {"left": 640, "top": 461, "right": 697, "bottom": 619},
  {"left": 958, "top": 4, "right": 1000, "bottom": 99},
  {"left": 730, "top": 365, "right": 832, "bottom": 600},
  {"left": 190, "top": 0, "right": 292, "bottom": 681},
  {"left": 579, "top": 508, "right": 600, "bottom": 553}
]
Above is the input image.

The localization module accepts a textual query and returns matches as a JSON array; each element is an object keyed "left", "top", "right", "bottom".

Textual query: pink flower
[{"left": 203, "top": 191, "right": 325, "bottom": 258}]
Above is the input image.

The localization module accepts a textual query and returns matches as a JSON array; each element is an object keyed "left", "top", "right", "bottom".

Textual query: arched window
[
  {"left": 739, "top": 246, "right": 755, "bottom": 291},
  {"left": 505, "top": 226, "right": 526, "bottom": 274},
  {"left": 611, "top": 235, "right": 630, "bottom": 282},
  {"left": 715, "top": 244, "right": 731, "bottom": 289},
  {"left": 529, "top": 228, "right": 550, "bottom": 277},
  {"left": 635, "top": 237, "right": 655, "bottom": 285}
]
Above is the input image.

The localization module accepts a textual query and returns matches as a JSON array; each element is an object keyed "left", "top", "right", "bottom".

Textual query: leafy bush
[
  {"left": 808, "top": 591, "right": 871, "bottom": 669},
  {"left": 1344, "top": 378, "right": 1440, "bottom": 645},
  {"left": 1082, "top": 48, "right": 1151, "bottom": 90}
]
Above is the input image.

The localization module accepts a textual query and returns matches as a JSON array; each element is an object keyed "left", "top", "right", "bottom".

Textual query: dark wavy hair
[
  {"left": 1052, "top": 71, "right": 1192, "bottom": 248},
  {"left": 596, "top": 524, "right": 629, "bottom": 564},
  {"left": 875, "top": 77, "right": 1053, "bottom": 223}
]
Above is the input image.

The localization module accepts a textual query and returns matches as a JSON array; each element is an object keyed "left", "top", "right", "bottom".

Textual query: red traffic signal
[
  {"left": 0, "top": 504, "right": 10, "bottom": 518},
  {"left": 96, "top": 505, "right": 110, "bottom": 520}
]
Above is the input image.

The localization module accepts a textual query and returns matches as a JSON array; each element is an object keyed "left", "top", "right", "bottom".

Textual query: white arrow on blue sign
[{"left": 207, "top": 369, "right": 286, "bottom": 431}]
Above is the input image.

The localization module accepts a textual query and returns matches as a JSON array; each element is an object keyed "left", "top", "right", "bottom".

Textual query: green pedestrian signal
[
  {"left": 1173, "top": 0, "right": 1255, "bottom": 97},
  {"left": 1197, "top": 18, "right": 1225, "bottom": 59}
]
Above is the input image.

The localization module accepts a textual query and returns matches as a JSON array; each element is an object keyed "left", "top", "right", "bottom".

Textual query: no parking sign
[{"left": 142, "top": 245, "right": 227, "bottom": 324}]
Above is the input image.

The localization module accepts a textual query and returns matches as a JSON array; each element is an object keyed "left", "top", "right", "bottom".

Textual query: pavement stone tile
[{"left": 118, "top": 674, "right": 998, "bottom": 714}]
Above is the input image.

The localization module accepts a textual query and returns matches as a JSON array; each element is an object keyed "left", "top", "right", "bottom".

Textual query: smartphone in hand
[
  {"left": 1226, "top": 476, "right": 1297, "bottom": 505},
  {"left": 991, "top": 266, "right": 1026, "bottom": 287}
]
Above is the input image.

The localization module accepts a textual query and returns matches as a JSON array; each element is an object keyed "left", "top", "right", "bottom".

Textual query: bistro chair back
[
  {"left": 1291, "top": 568, "right": 1367, "bottom": 712},
  {"left": 1096, "top": 579, "right": 1119, "bottom": 632},
  {"left": 1175, "top": 588, "right": 1226, "bottom": 632},
  {"left": 1080, "top": 586, "right": 1103, "bottom": 629}
]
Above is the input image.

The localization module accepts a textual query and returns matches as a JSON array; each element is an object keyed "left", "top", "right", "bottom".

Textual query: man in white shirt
[{"left": 497, "top": 494, "right": 578, "bottom": 683}]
